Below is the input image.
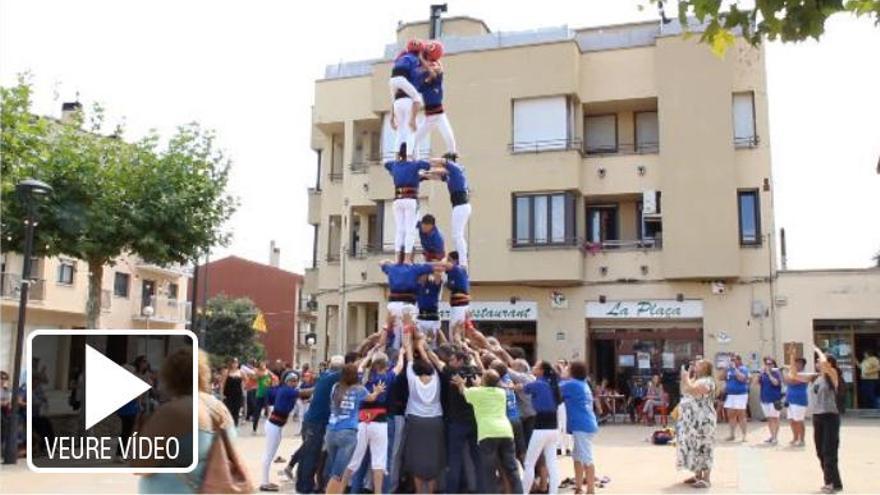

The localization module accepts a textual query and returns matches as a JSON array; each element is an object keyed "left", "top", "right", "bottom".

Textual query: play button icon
[{"left": 84, "top": 344, "right": 152, "bottom": 429}]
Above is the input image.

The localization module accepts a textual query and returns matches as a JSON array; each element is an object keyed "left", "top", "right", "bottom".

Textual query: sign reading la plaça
[
  {"left": 438, "top": 301, "right": 538, "bottom": 321},
  {"left": 585, "top": 299, "right": 703, "bottom": 319}
]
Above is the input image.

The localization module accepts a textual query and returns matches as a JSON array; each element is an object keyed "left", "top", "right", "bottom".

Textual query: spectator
[
  {"left": 642, "top": 375, "right": 666, "bottom": 425},
  {"left": 560, "top": 361, "right": 600, "bottom": 495},
  {"left": 402, "top": 328, "right": 445, "bottom": 493},
  {"left": 676, "top": 359, "right": 717, "bottom": 489},
  {"left": 857, "top": 349, "right": 879, "bottom": 409},
  {"left": 811, "top": 349, "right": 843, "bottom": 494},
  {"left": 522, "top": 360, "right": 563, "bottom": 494},
  {"left": 220, "top": 357, "right": 245, "bottom": 427}
]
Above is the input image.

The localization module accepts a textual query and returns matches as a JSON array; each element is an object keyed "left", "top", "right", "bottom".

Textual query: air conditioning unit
[{"left": 711, "top": 281, "right": 727, "bottom": 295}]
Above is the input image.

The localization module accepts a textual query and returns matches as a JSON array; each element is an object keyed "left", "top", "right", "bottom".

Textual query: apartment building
[
  {"left": 303, "top": 15, "right": 880, "bottom": 402},
  {"left": 0, "top": 252, "right": 189, "bottom": 395}
]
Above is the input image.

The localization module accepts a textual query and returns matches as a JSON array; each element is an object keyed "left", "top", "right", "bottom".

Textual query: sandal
[
  {"left": 692, "top": 480, "right": 710, "bottom": 489},
  {"left": 259, "top": 483, "right": 280, "bottom": 492},
  {"left": 684, "top": 477, "right": 698, "bottom": 484}
]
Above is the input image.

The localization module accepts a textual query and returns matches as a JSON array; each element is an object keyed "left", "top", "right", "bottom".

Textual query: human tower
[{"left": 380, "top": 38, "right": 473, "bottom": 348}]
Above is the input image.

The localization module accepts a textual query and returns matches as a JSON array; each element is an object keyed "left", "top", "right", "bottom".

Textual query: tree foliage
[
  {"left": 647, "top": 0, "right": 880, "bottom": 55},
  {"left": 200, "top": 295, "right": 265, "bottom": 366},
  {"left": 1, "top": 75, "right": 237, "bottom": 327}
]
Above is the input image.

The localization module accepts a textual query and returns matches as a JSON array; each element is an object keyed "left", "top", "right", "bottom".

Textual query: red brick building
[{"left": 189, "top": 256, "right": 304, "bottom": 365}]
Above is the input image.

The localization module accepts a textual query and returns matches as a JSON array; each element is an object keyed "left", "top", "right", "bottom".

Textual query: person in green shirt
[
  {"left": 454, "top": 369, "right": 523, "bottom": 494},
  {"left": 253, "top": 361, "right": 273, "bottom": 433}
]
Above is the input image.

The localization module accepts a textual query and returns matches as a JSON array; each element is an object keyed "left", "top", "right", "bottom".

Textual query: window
[
  {"left": 637, "top": 201, "right": 663, "bottom": 247},
  {"left": 586, "top": 205, "right": 619, "bottom": 245},
  {"left": 328, "top": 215, "right": 342, "bottom": 262},
  {"left": 584, "top": 114, "right": 617, "bottom": 154},
  {"left": 512, "top": 192, "right": 576, "bottom": 247},
  {"left": 330, "top": 134, "right": 344, "bottom": 181},
  {"left": 512, "top": 96, "right": 573, "bottom": 152},
  {"left": 57, "top": 260, "right": 75, "bottom": 285},
  {"left": 737, "top": 190, "right": 761, "bottom": 246},
  {"left": 114, "top": 272, "right": 130, "bottom": 297},
  {"left": 635, "top": 111, "right": 659, "bottom": 153},
  {"left": 168, "top": 283, "right": 179, "bottom": 301},
  {"left": 732, "top": 92, "right": 756, "bottom": 148}
]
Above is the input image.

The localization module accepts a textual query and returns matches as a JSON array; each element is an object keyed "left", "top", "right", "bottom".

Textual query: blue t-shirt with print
[
  {"left": 560, "top": 379, "right": 598, "bottom": 434},
  {"left": 500, "top": 374, "right": 520, "bottom": 420},
  {"left": 726, "top": 365, "right": 750, "bottom": 395},
  {"left": 328, "top": 384, "right": 368, "bottom": 431}
]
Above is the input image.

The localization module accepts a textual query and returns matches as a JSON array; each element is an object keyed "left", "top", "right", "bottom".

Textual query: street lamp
[
  {"left": 305, "top": 332, "right": 318, "bottom": 368},
  {"left": 4, "top": 179, "right": 53, "bottom": 465}
]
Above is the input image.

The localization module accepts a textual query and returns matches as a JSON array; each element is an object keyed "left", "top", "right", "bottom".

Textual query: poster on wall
[
  {"left": 637, "top": 352, "right": 651, "bottom": 369},
  {"left": 662, "top": 352, "right": 675, "bottom": 369},
  {"left": 619, "top": 354, "right": 635, "bottom": 367}
]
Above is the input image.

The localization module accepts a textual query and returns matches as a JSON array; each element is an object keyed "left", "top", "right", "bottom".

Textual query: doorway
[
  {"left": 141, "top": 279, "right": 156, "bottom": 313},
  {"left": 593, "top": 339, "right": 616, "bottom": 386}
]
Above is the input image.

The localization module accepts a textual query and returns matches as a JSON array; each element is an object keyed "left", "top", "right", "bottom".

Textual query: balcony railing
[
  {"left": 582, "top": 238, "right": 663, "bottom": 253},
  {"left": 509, "top": 237, "right": 581, "bottom": 250},
  {"left": 509, "top": 138, "right": 584, "bottom": 154},
  {"left": 349, "top": 244, "right": 392, "bottom": 259},
  {"left": 584, "top": 141, "right": 660, "bottom": 156},
  {"left": 0, "top": 273, "right": 46, "bottom": 301},
  {"left": 134, "top": 295, "right": 189, "bottom": 324},
  {"left": 734, "top": 135, "right": 760, "bottom": 149}
]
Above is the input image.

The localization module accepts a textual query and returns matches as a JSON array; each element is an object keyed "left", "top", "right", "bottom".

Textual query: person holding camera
[
  {"left": 811, "top": 348, "right": 844, "bottom": 494},
  {"left": 723, "top": 355, "right": 749, "bottom": 442},
  {"left": 756, "top": 357, "right": 783, "bottom": 445},
  {"left": 784, "top": 352, "right": 810, "bottom": 447},
  {"left": 676, "top": 359, "right": 717, "bottom": 489}
]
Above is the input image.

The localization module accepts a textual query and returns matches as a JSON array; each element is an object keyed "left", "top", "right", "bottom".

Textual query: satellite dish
[{"left": 714, "top": 331, "right": 732, "bottom": 345}]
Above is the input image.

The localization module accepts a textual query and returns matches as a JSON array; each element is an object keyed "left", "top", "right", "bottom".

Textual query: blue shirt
[
  {"left": 787, "top": 381, "right": 808, "bottom": 407},
  {"left": 418, "top": 223, "right": 445, "bottom": 256},
  {"left": 328, "top": 384, "right": 368, "bottom": 431},
  {"left": 418, "top": 69, "right": 443, "bottom": 107},
  {"left": 270, "top": 385, "right": 300, "bottom": 417},
  {"left": 382, "top": 263, "right": 435, "bottom": 294},
  {"left": 446, "top": 265, "right": 469, "bottom": 294},
  {"left": 560, "top": 379, "right": 599, "bottom": 434},
  {"left": 363, "top": 370, "right": 396, "bottom": 408},
  {"left": 417, "top": 278, "right": 442, "bottom": 312},
  {"left": 385, "top": 160, "right": 430, "bottom": 189},
  {"left": 759, "top": 370, "right": 783, "bottom": 403},
  {"left": 443, "top": 161, "right": 468, "bottom": 195},
  {"left": 303, "top": 370, "right": 340, "bottom": 425},
  {"left": 392, "top": 52, "right": 421, "bottom": 83},
  {"left": 501, "top": 374, "right": 520, "bottom": 420},
  {"left": 524, "top": 378, "right": 557, "bottom": 413},
  {"left": 726, "top": 365, "right": 750, "bottom": 395}
]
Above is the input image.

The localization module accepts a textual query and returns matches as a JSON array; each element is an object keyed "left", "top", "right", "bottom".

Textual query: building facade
[
  {"left": 1, "top": 252, "right": 189, "bottom": 396},
  {"left": 190, "top": 255, "right": 306, "bottom": 366},
  {"left": 303, "top": 15, "right": 880, "bottom": 400}
]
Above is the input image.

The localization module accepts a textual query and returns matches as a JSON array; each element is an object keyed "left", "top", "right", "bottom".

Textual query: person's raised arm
[
  {"left": 421, "top": 339, "right": 445, "bottom": 372},
  {"left": 365, "top": 381, "right": 386, "bottom": 402},
  {"left": 815, "top": 348, "right": 839, "bottom": 389}
]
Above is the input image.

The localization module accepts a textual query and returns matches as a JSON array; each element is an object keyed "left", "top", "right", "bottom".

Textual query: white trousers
[
  {"left": 346, "top": 421, "right": 390, "bottom": 472},
  {"left": 413, "top": 112, "right": 456, "bottom": 158},
  {"left": 387, "top": 301, "right": 417, "bottom": 349},
  {"left": 522, "top": 429, "right": 561, "bottom": 494},
  {"left": 261, "top": 421, "right": 284, "bottom": 485},
  {"left": 392, "top": 198, "right": 419, "bottom": 254},
  {"left": 390, "top": 75, "right": 421, "bottom": 159},
  {"left": 451, "top": 203, "right": 471, "bottom": 266},
  {"left": 557, "top": 404, "right": 572, "bottom": 451}
]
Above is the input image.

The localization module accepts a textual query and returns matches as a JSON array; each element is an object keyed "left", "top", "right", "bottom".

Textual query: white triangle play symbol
[{"left": 85, "top": 344, "right": 152, "bottom": 430}]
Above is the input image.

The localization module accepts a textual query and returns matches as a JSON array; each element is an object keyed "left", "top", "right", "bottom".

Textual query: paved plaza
[{"left": 1, "top": 417, "right": 877, "bottom": 493}]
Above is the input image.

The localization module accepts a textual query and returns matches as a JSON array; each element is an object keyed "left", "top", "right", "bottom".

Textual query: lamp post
[
  {"left": 305, "top": 332, "right": 317, "bottom": 369},
  {"left": 4, "top": 179, "right": 53, "bottom": 465}
]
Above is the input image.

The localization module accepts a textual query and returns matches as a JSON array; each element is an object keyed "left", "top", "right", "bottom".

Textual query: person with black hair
[
  {"left": 522, "top": 360, "right": 564, "bottom": 494},
  {"left": 560, "top": 360, "right": 599, "bottom": 494},
  {"left": 441, "top": 251, "right": 470, "bottom": 342},
  {"left": 811, "top": 348, "right": 843, "bottom": 494},
  {"left": 784, "top": 351, "right": 810, "bottom": 447},
  {"left": 418, "top": 214, "right": 445, "bottom": 262}
]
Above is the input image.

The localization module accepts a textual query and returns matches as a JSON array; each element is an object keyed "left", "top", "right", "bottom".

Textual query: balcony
[
  {"left": 508, "top": 137, "right": 584, "bottom": 155},
  {"left": 133, "top": 295, "right": 189, "bottom": 324},
  {"left": 307, "top": 188, "right": 322, "bottom": 225},
  {"left": 584, "top": 241, "right": 663, "bottom": 282},
  {"left": 0, "top": 273, "right": 46, "bottom": 301}
]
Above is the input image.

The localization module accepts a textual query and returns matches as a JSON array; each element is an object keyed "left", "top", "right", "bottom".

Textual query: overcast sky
[{"left": 2, "top": 0, "right": 878, "bottom": 273}]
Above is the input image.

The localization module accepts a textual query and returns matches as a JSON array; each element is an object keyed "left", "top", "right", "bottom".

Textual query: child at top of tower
[
  {"left": 389, "top": 39, "right": 425, "bottom": 159},
  {"left": 413, "top": 40, "right": 457, "bottom": 160}
]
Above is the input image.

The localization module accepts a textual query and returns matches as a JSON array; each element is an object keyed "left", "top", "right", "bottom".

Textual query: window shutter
[
  {"left": 513, "top": 96, "right": 569, "bottom": 151},
  {"left": 635, "top": 111, "right": 659, "bottom": 152},
  {"left": 585, "top": 115, "right": 617, "bottom": 153}
]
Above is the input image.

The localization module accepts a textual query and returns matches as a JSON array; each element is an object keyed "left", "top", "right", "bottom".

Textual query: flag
[{"left": 252, "top": 311, "right": 268, "bottom": 333}]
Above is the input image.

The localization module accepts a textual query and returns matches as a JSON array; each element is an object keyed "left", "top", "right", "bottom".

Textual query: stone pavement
[{"left": 1, "top": 418, "right": 877, "bottom": 493}]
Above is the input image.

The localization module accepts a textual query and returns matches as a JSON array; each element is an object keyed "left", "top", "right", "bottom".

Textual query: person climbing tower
[
  {"left": 413, "top": 40, "right": 457, "bottom": 160},
  {"left": 389, "top": 38, "right": 425, "bottom": 159}
]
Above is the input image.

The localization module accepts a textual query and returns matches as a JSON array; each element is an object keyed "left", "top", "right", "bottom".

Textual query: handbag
[{"left": 199, "top": 395, "right": 256, "bottom": 494}]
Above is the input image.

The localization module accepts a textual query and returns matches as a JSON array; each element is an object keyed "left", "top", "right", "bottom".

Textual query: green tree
[
  {"left": 646, "top": 0, "right": 880, "bottom": 55},
  {"left": 200, "top": 295, "right": 265, "bottom": 366},
  {"left": 1, "top": 76, "right": 237, "bottom": 328}
]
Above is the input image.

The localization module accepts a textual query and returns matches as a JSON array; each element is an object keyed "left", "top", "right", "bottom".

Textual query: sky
[{"left": 2, "top": 0, "right": 878, "bottom": 273}]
